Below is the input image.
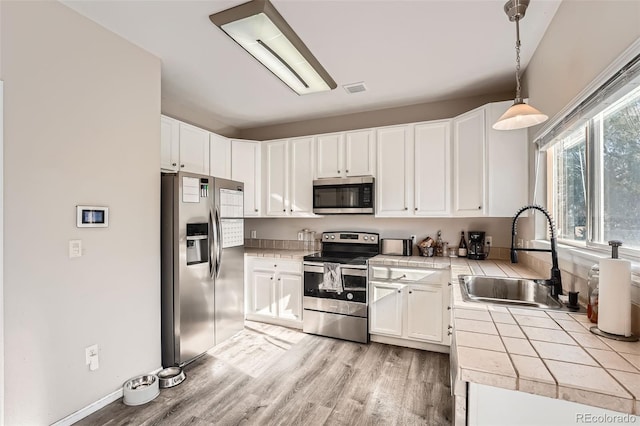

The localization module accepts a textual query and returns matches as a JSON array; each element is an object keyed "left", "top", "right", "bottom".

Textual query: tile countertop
[
  {"left": 447, "top": 258, "right": 640, "bottom": 416},
  {"left": 244, "top": 247, "right": 317, "bottom": 260}
]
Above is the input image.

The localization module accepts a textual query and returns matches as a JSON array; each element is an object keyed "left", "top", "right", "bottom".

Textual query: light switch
[{"left": 69, "top": 240, "right": 82, "bottom": 258}]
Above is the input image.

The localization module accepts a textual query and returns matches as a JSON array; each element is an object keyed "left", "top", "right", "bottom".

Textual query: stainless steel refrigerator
[{"left": 161, "top": 171, "right": 245, "bottom": 367}]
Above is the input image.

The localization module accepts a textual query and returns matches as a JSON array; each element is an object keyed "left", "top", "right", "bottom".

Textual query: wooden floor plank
[{"left": 77, "top": 322, "right": 452, "bottom": 426}]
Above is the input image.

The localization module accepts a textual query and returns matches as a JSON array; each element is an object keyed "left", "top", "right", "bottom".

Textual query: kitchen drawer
[
  {"left": 251, "top": 258, "right": 301, "bottom": 274},
  {"left": 369, "top": 266, "right": 445, "bottom": 285}
]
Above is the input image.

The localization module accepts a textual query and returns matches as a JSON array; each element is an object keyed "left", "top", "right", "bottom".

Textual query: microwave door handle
[
  {"left": 209, "top": 209, "right": 215, "bottom": 278},
  {"left": 214, "top": 207, "right": 223, "bottom": 279}
]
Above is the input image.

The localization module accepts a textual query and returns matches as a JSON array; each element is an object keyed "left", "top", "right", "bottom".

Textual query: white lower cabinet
[
  {"left": 369, "top": 266, "right": 449, "bottom": 348},
  {"left": 245, "top": 258, "right": 303, "bottom": 328}
]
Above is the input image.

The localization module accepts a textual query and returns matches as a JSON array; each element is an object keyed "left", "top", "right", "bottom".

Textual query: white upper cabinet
[
  {"left": 231, "top": 139, "right": 261, "bottom": 217},
  {"left": 452, "top": 101, "right": 529, "bottom": 217},
  {"left": 485, "top": 101, "right": 528, "bottom": 217},
  {"left": 452, "top": 108, "right": 486, "bottom": 216},
  {"left": 179, "top": 122, "right": 210, "bottom": 175},
  {"left": 344, "top": 129, "right": 376, "bottom": 177},
  {"left": 160, "top": 115, "right": 180, "bottom": 172},
  {"left": 315, "top": 130, "right": 375, "bottom": 179},
  {"left": 414, "top": 121, "right": 451, "bottom": 216},
  {"left": 264, "top": 137, "right": 316, "bottom": 217},
  {"left": 209, "top": 133, "right": 231, "bottom": 179},
  {"left": 289, "top": 137, "right": 315, "bottom": 216},
  {"left": 264, "top": 140, "right": 289, "bottom": 216},
  {"left": 316, "top": 133, "right": 343, "bottom": 178},
  {"left": 376, "top": 125, "right": 412, "bottom": 216},
  {"left": 376, "top": 121, "right": 451, "bottom": 218}
]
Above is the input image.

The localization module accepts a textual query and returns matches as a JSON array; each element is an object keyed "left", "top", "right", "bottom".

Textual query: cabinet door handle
[
  {"left": 180, "top": 164, "right": 185, "bottom": 168},
  {"left": 346, "top": 169, "right": 349, "bottom": 173},
  {"left": 337, "top": 170, "right": 341, "bottom": 174},
  {"left": 447, "top": 306, "right": 451, "bottom": 310},
  {"left": 478, "top": 206, "right": 482, "bottom": 210},
  {"left": 414, "top": 207, "right": 418, "bottom": 211},
  {"left": 172, "top": 162, "right": 177, "bottom": 166},
  {"left": 274, "top": 264, "right": 277, "bottom": 268},
  {"left": 278, "top": 278, "right": 281, "bottom": 281},
  {"left": 283, "top": 209, "right": 286, "bottom": 212},
  {"left": 404, "top": 207, "right": 408, "bottom": 210},
  {"left": 397, "top": 289, "right": 401, "bottom": 293},
  {"left": 448, "top": 331, "right": 452, "bottom": 336},
  {"left": 409, "top": 290, "right": 413, "bottom": 294},
  {"left": 254, "top": 209, "right": 258, "bottom": 212},
  {"left": 448, "top": 282, "right": 452, "bottom": 286},
  {"left": 448, "top": 325, "right": 453, "bottom": 330},
  {"left": 270, "top": 277, "right": 273, "bottom": 280}
]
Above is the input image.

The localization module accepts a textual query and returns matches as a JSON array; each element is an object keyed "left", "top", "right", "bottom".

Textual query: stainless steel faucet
[{"left": 510, "top": 205, "right": 563, "bottom": 297}]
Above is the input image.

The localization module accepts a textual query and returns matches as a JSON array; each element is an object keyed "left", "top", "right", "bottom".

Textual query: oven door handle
[{"left": 303, "top": 264, "right": 367, "bottom": 277}]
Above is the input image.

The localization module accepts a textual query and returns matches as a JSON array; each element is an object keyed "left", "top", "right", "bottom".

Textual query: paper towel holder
[{"left": 589, "top": 240, "right": 638, "bottom": 342}]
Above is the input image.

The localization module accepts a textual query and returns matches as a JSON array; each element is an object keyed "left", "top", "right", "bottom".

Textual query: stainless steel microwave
[{"left": 312, "top": 176, "right": 374, "bottom": 214}]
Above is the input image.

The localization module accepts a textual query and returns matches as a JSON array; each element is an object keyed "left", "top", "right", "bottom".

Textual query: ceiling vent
[{"left": 343, "top": 82, "right": 367, "bottom": 94}]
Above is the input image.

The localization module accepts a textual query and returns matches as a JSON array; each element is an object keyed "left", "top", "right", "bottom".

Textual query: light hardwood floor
[{"left": 78, "top": 322, "right": 452, "bottom": 425}]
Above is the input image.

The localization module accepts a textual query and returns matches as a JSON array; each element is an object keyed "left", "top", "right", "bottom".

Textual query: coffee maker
[{"left": 468, "top": 231, "right": 488, "bottom": 260}]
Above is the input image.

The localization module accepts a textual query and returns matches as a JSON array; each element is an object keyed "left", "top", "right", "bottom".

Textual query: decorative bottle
[
  {"left": 458, "top": 231, "right": 468, "bottom": 258},
  {"left": 587, "top": 264, "right": 599, "bottom": 323},
  {"left": 435, "top": 230, "right": 444, "bottom": 257}
]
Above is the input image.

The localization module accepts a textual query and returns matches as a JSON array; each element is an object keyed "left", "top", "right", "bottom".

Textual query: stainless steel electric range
[{"left": 302, "top": 231, "right": 380, "bottom": 343}]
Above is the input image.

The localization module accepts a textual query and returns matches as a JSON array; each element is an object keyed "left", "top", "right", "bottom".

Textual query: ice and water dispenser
[{"left": 186, "top": 223, "right": 208, "bottom": 265}]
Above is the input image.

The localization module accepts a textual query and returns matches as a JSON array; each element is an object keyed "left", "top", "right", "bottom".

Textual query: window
[{"left": 547, "top": 83, "right": 640, "bottom": 251}]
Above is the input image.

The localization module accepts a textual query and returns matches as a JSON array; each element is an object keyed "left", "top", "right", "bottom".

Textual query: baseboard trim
[
  {"left": 370, "top": 334, "right": 450, "bottom": 354},
  {"left": 51, "top": 366, "right": 162, "bottom": 426}
]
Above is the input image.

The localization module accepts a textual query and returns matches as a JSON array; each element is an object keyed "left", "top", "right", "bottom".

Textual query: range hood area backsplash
[{"left": 244, "top": 216, "right": 518, "bottom": 250}]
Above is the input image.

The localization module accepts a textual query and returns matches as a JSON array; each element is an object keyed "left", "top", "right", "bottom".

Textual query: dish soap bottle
[
  {"left": 458, "top": 231, "right": 468, "bottom": 258},
  {"left": 587, "top": 264, "right": 599, "bottom": 323}
]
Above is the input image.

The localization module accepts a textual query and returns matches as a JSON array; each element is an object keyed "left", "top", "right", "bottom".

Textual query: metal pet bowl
[
  {"left": 157, "top": 366, "right": 186, "bottom": 388},
  {"left": 123, "top": 374, "right": 159, "bottom": 406}
]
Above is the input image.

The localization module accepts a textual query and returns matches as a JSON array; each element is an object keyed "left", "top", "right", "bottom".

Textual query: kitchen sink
[{"left": 459, "top": 275, "right": 566, "bottom": 310}]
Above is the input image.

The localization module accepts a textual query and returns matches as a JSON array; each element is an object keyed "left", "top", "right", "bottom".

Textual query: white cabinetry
[
  {"left": 179, "top": 122, "right": 210, "bottom": 175},
  {"left": 209, "top": 133, "right": 231, "bottom": 179},
  {"left": 231, "top": 140, "right": 261, "bottom": 217},
  {"left": 485, "top": 101, "right": 528, "bottom": 216},
  {"left": 245, "top": 258, "right": 303, "bottom": 328},
  {"left": 316, "top": 130, "right": 375, "bottom": 178},
  {"left": 369, "top": 265, "right": 450, "bottom": 349},
  {"left": 376, "top": 121, "right": 451, "bottom": 217},
  {"left": 264, "top": 137, "right": 316, "bottom": 217},
  {"left": 453, "top": 108, "right": 485, "bottom": 216},
  {"left": 452, "top": 101, "right": 528, "bottom": 217},
  {"left": 160, "top": 115, "right": 180, "bottom": 172}
]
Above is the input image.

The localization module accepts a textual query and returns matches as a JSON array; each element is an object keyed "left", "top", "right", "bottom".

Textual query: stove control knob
[
  {"left": 347, "top": 293, "right": 354, "bottom": 300},
  {"left": 363, "top": 236, "right": 368, "bottom": 241},
  {"left": 330, "top": 235, "right": 335, "bottom": 239},
  {"left": 324, "top": 235, "right": 329, "bottom": 239},
  {"left": 370, "top": 236, "right": 376, "bottom": 242}
]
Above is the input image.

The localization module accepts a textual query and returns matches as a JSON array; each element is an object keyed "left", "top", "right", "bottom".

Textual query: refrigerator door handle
[
  {"left": 214, "top": 207, "right": 223, "bottom": 279},
  {"left": 209, "top": 208, "right": 215, "bottom": 278}
]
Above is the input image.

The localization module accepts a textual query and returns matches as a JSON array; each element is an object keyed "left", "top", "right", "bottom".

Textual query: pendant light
[{"left": 493, "top": 0, "right": 548, "bottom": 130}]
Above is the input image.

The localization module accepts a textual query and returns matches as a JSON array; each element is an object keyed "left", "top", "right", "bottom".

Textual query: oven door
[
  {"left": 303, "top": 263, "right": 367, "bottom": 304},
  {"left": 312, "top": 177, "right": 374, "bottom": 214}
]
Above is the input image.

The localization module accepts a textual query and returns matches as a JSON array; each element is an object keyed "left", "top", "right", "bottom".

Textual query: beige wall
[
  {"left": 2, "top": 1, "right": 161, "bottom": 424},
  {"left": 238, "top": 91, "right": 514, "bottom": 140}
]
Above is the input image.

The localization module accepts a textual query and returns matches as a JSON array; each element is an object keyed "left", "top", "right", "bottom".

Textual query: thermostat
[{"left": 76, "top": 205, "right": 109, "bottom": 228}]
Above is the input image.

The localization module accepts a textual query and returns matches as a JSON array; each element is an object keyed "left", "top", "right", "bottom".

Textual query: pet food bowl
[
  {"left": 123, "top": 374, "right": 159, "bottom": 406},
  {"left": 157, "top": 366, "right": 186, "bottom": 388}
]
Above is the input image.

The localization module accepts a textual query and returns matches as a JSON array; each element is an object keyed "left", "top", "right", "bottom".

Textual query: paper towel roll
[{"left": 597, "top": 257, "right": 632, "bottom": 336}]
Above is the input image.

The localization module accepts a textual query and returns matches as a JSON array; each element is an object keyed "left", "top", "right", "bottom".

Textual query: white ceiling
[{"left": 63, "top": 0, "right": 561, "bottom": 129}]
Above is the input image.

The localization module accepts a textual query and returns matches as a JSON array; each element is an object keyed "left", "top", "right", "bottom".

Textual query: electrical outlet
[
  {"left": 486, "top": 236, "right": 493, "bottom": 247},
  {"left": 250, "top": 230, "right": 257, "bottom": 239},
  {"left": 86, "top": 344, "right": 99, "bottom": 371},
  {"left": 69, "top": 240, "right": 82, "bottom": 258}
]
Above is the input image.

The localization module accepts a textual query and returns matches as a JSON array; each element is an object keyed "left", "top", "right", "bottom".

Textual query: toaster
[{"left": 380, "top": 239, "right": 413, "bottom": 256}]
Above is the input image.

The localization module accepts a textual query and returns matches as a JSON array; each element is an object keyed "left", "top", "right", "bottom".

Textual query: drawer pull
[
  {"left": 447, "top": 306, "right": 451, "bottom": 310},
  {"left": 447, "top": 331, "right": 452, "bottom": 336}
]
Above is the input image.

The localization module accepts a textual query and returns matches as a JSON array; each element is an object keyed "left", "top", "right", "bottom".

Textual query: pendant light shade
[
  {"left": 493, "top": 0, "right": 548, "bottom": 131},
  {"left": 492, "top": 101, "right": 548, "bottom": 130}
]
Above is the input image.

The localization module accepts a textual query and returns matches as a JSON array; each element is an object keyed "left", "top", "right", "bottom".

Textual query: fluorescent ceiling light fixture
[
  {"left": 210, "top": 0, "right": 337, "bottom": 96},
  {"left": 493, "top": 0, "right": 548, "bottom": 131}
]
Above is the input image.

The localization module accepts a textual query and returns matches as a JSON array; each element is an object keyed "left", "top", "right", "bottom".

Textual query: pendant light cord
[{"left": 514, "top": 16, "right": 522, "bottom": 103}]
